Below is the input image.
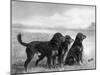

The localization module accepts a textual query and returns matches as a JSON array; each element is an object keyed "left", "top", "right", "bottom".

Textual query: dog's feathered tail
[{"left": 17, "top": 33, "right": 28, "bottom": 47}]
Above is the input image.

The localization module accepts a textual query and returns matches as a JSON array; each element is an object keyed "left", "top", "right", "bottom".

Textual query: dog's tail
[{"left": 17, "top": 33, "right": 28, "bottom": 47}]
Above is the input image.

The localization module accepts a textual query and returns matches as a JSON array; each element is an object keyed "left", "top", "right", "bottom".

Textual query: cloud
[
  {"left": 18, "top": 7, "right": 95, "bottom": 29},
  {"left": 12, "top": 1, "right": 67, "bottom": 20},
  {"left": 12, "top": 1, "right": 95, "bottom": 30}
]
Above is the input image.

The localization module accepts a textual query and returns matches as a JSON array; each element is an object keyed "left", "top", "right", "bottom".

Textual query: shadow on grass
[
  {"left": 11, "top": 58, "right": 95, "bottom": 74},
  {"left": 11, "top": 60, "right": 49, "bottom": 74}
]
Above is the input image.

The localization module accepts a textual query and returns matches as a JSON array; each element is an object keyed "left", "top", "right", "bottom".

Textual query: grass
[
  {"left": 11, "top": 29, "right": 96, "bottom": 74},
  {"left": 11, "top": 55, "right": 95, "bottom": 74}
]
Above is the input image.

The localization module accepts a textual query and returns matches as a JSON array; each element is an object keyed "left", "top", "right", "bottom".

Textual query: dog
[
  {"left": 34, "top": 41, "right": 59, "bottom": 68},
  {"left": 17, "top": 32, "right": 65, "bottom": 71},
  {"left": 64, "top": 32, "right": 86, "bottom": 65},
  {"left": 57, "top": 35, "right": 74, "bottom": 67},
  {"left": 34, "top": 33, "right": 65, "bottom": 68}
]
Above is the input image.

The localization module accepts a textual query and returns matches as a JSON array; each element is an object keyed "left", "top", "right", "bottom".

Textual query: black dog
[
  {"left": 34, "top": 34, "right": 65, "bottom": 68},
  {"left": 58, "top": 35, "right": 74, "bottom": 67},
  {"left": 64, "top": 33, "right": 86, "bottom": 65},
  {"left": 17, "top": 32, "right": 64, "bottom": 71},
  {"left": 34, "top": 41, "right": 59, "bottom": 68}
]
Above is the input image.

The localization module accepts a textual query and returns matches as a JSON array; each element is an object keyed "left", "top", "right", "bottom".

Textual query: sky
[{"left": 12, "top": 1, "right": 95, "bottom": 33}]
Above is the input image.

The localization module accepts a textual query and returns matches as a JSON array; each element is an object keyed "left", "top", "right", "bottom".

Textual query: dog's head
[
  {"left": 50, "top": 32, "right": 65, "bottom": 47},
  {"left": 75, "top": 32, "right": 86, "bottom": 42},
  {"left": 65, "top": 35, "right": 74, "bottom": 44}
]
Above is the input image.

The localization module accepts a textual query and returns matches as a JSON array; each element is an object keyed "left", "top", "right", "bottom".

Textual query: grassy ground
[
  {"left": 11, "top": 54, "right": 95, "bottom": 74},
  {"left": 11, "top": 28, "right": 96, "bottom": 74}
]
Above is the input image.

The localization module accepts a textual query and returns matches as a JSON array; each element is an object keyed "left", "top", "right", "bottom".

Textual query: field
[{"left": 11, "top": 27, "right": 96, "bottom": 74}]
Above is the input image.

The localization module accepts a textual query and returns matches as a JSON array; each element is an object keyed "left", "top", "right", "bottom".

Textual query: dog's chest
[{"left": 76, "top": 45, "right": 83, "bottom": 52}]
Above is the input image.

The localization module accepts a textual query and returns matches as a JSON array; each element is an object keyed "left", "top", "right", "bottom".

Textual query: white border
[{"left": 0, "top": 0, "right": 100, "bottom": 75}]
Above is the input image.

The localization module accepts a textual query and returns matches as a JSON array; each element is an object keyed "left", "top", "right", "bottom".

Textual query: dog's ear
[
  {"left": 50, "top": 32, "right": 63, "bottom": 46},
  {"left": 76, "top": 33, "right": 82, "bottom": 39},
  {"left": 60, "top": 36, "right": 65, "bottom": 42}
]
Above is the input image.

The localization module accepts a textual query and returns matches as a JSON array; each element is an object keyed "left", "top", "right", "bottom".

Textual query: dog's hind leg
[
  {"left": 24, "top": 48, "right": 33, "bottom": 71},
  {"left": 24, "top": 57, "right": 32, "bottom": 71},
  {"left": 35, "top": 54, "right": 45, "bottom": 66}
]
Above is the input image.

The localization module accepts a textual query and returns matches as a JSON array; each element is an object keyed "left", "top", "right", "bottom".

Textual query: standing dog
[
  {"left": 58, "top": 35, "right": 74, "bottom": 67},
  {"left": 17, "top": 32, "right": 64, "bottom": 71},
  {"left": 34, "top": 34, "right": 65, "bottom": 68},
  {"left": 64, "top": 33, "right": 86, "bottom": 65}
]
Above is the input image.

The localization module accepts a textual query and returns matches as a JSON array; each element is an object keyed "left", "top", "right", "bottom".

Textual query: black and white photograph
[{"left": 11, "top": 0, "right": 96, "bottom": 74}]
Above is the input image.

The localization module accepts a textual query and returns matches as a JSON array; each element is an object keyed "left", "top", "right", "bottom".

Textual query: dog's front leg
[{"left": 47, "top": 56, "right": 52, "bottom": 69}]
